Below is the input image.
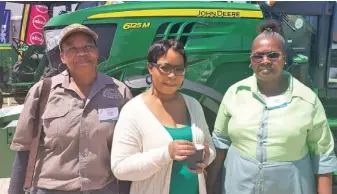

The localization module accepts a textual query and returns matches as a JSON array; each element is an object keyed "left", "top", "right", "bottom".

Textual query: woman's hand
[
  {"left": 188, "top": 143, "right": 210, "bottom": 174},
  {"left": 317, "top": 173, "right": 333, "bottom": 194},
  {"left": 168, "top": 140, "right": 196, "bottom": 161}
]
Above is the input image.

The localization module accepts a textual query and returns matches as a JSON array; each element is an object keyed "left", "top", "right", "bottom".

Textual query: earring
[
  {"left": 249, "top": 64, "right": 252, "bottom": 68},
  {"left": 146, "top": 74, "right": 152, "bottom": 85}
]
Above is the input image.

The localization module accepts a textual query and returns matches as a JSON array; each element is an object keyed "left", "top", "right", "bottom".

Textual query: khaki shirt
[{"left": 11, "top": 71, "right": 132, "bottom": 191}]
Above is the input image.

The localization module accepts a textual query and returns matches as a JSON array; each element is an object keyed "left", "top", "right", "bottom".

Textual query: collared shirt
[
  {"left": 212, "top": 71, "right": 337, "bottom": 194},
  {"left": 11, "top": 71, "right": 132, "bottom": 191}
]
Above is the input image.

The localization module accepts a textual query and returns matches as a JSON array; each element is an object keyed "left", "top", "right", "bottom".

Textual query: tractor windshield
[
  {"left": 43, "top": 23, "right": 117, "bottom": 71},
  {"left": 328, "top": 2, "right": 337, "bottom": 87},
  {"left": 263, "top": 11, "right": 318, "bottom": 86}
]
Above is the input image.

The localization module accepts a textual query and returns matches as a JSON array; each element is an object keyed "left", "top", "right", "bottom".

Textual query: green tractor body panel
[{"left": 0, "top": 105, "right": 23, "bottom": 178}]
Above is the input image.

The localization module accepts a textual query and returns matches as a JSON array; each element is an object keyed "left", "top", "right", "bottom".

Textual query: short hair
[
  {"left": 253, "top": 19, "right": 285, "bottom": 51},
  {"left": 147, "top": 39, "right": 187, "bottom": 65}
]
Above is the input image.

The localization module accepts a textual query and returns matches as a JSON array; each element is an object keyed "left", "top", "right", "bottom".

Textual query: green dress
[{"left": 164, "top": 125, "right": 199, "bottom": 194}]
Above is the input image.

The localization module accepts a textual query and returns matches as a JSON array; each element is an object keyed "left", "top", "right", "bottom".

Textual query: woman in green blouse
[
  {"left": 111, "top": 39, "right": 215, "bottom": 194},
  {"left": 207, "top": 20, "right": 337, "bottom": 194}
]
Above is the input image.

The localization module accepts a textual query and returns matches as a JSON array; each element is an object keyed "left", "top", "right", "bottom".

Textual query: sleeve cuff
[
  {"left": 311, "top": 151, "right": 337, "bottom": 174},
  {"left": 212, "top": 134, "right": 231, "bottom": 150},
  {"left": 10, "top": 143, "right": 30, "bottom": 152}
]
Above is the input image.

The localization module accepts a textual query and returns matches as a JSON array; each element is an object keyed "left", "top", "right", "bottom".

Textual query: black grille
[{"left": 153, "top": 22, "right": 195, "bottom": 46}]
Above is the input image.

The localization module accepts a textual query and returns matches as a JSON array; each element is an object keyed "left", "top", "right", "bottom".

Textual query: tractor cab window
[
  {"left": 265, "top": 13, "right": 318, "bottom": 86},
  {"left": 85, "top": 23, "right": 117, "bottom": 63},
  {"left": 328, "top": 2, "right": 337, "bottom": 87},
  {"left": 44, "top": 23, "right": 117, "bottom": 72}
]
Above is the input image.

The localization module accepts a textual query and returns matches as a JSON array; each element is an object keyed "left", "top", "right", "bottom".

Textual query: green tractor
[
  {"left": 1, "top": 0, "right": 337, "bottom": 187},
  {"left": 0, "top": 39, "right": 47, "bottom": 106},
  {"left": 0, "top": 44, "right": 16, "bottom": 108}
]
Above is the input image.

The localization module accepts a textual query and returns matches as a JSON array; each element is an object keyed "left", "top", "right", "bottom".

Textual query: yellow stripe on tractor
[
  {"left": 0, "top": 47, "right": 12, "bottom": 50},
  {"left": 88, "top": 9, "right": 263, "bottom": 19}
]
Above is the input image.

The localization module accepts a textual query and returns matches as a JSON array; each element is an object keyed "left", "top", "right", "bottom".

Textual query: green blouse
[{"left": 164, "top": 125, "right": 199, "bottom": 194}]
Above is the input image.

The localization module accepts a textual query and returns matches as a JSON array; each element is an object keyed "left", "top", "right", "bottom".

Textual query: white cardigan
[{"left": 110, "top": 94, "right": 216, "bottom": 194}]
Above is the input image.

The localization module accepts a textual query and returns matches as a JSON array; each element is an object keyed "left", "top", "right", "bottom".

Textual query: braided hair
[{"left": 253, "top": 20, "right": 285, "bottom": 51}]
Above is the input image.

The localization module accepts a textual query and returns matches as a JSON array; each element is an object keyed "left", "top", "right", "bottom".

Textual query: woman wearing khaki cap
[{"left": 8, "top": 23, "right": 132, "bottom": 194}]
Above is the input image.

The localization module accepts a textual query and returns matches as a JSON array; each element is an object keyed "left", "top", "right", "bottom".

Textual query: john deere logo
[
  {"left": 197, "top": 10, "right": 240, "bottom": 18},
  {"left": 123, "top": 22, "right": 151, "bottom": 30}
]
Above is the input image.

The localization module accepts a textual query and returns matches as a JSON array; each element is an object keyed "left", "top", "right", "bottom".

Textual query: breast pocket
[{"left": 41, "top": 104, "right": 70, "bottom": 137}]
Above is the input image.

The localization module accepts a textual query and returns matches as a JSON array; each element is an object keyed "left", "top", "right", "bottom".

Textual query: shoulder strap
[{"left": 24, "top": 78, "right": 52, "bottom": 191}]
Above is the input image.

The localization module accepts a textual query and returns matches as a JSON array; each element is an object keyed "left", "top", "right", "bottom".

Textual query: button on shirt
[
  {"left": 212, "top": 71, "right": 337, "bottom": 194},
  {"left": 11, "top": 71, "right": 132, "bottom": 191}
]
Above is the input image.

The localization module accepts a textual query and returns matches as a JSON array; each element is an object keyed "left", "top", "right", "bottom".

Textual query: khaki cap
[{"left": 58, "top": 23, "right": 98, "bottom": 50}]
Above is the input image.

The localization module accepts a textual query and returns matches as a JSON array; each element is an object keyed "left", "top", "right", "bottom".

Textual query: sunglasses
[
  {"left": 250, "top": 52, "right": 282, "bottom": 64},
  {"left": 151, "top": 62, "right": 186, "bottom": 76}
]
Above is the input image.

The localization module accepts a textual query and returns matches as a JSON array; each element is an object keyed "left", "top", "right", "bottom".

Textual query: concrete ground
[{"left": 0, "top": 178, "right": 10, "bottom": 194}]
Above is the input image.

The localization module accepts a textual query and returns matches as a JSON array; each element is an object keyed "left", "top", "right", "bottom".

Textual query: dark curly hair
[
  {"left": 253, "top": 19, "right": 285, "bottom": 51},
  {"left": 147, "top": 39, "right": 187, "bottom": 66},
  {"left": 257, "top": 19, "right": 282, "bottom": 34}
]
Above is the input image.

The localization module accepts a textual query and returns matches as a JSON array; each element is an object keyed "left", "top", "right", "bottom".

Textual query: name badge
[
  {"left": 266, "top": 95, "right": 287, "bottom": 110},
  {"left": 98, "top": 107, "right": 119, "bottom": 122}
]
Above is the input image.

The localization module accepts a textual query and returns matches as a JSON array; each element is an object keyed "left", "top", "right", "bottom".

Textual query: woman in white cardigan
[{"left": 110, "top": 39, "right": 216, "bottom": 194}]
